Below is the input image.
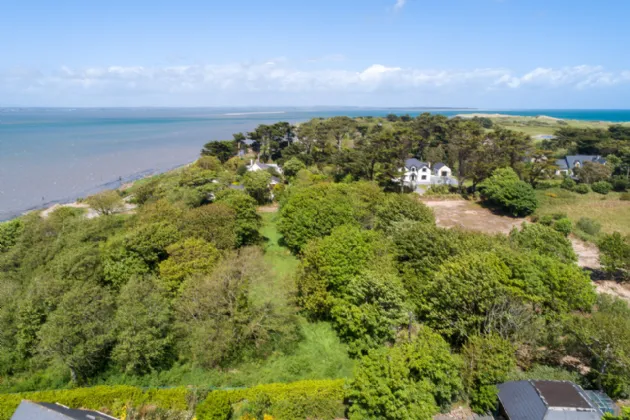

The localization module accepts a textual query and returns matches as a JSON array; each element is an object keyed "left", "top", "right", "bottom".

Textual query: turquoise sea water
[{"left": 1, "top": 107, "right": 630, "bottom": 220}]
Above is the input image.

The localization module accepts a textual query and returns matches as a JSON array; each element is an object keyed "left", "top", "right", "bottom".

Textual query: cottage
[
  {"left": 398, "top": 158, "right": 456, "bottom": 187},
  {"left": 497, "top": 380, "right": 616, "bottom": 420},
  {"left": 246, "top": 159, "right": 283, "bottom": 175},
  {"left": 555, "top": 155, "right": 606, "bottom": 176},
  {"left": 11, "top": 401, "right": 118, "bottom": 420}
]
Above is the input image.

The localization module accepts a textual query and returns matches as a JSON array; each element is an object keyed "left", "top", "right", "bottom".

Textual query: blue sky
[{"left": 2, "top": 0, "right": 630, "bottom": 108}]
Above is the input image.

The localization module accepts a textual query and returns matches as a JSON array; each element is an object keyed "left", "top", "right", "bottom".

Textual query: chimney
[{"left": 250, "top": 159, "right": 253, "bottom": 166}]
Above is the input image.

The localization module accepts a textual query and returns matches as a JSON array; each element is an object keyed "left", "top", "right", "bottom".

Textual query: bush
[
  {"left": 0, "top": 386, "right": 191, "bottom": 420},
  {"left": 195, "top": 379, "right": 345, "bottom": 420},
  {"left": 424, "top": 184, "right": 450, "bottom": 195},
  {"left": 553, "top": 218, "right": 573, "bottom": 237},
  {"left": 509, "top": 223, "right": 577, "bottom": 263},
  {"left": 373, "top": 193, "right": 434, "bottom": 232},
  {"left": 576, "top": 217, "right": 602, "bottom": 236},
  {"left": 560, "top": 177, "right": 576, "bottom": 191},
  {"left": 612, "top": 177, "right": 629, "bottom": 192},
  {"left": 591, "top": 181, "right": 613, "bottom": 195},
  {"left": 574, "top": 184, "right": 590, "bottom": 194},
  {"left": 479, "top": 168, "right": 538, "bottom": 217}
]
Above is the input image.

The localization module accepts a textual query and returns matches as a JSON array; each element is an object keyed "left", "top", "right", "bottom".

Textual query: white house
[
  {"left": 246, "top": 159, "right": 283, "bottom": 175},
  {"left": 555, "top": 155, "right": 606, "bottom": 176},
  {"left": 398, "top": 158, "right": 456, "bottom": 187}
]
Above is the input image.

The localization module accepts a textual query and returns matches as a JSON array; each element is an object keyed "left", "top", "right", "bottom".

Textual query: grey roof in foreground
[
  {"left": 557, "top": 155, "right": 606, "bottom": 170},
  {"left": 497, "top": 381, "right": 603, "bottom": 420},
  {"left": 11, "top": 401, "right": 118, "bottom": 420}
]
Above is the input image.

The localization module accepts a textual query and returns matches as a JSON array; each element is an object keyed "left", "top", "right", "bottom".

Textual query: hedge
[
  {"left": 0, "top": 385, "right": 191, "bottom": 420},
  {"left": 195, "top": 379, "right": 346, "bottom": 420}
]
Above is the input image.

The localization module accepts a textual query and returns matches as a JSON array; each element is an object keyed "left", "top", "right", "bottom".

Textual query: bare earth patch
[
  {"left": 570, "top": 237, "right": 601, "bottom": 269},
  {"left": 423, "top": 200, "right": 524, "bottom": 235}
]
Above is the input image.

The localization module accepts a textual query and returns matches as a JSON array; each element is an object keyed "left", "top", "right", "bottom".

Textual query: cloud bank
[{"left": 2, "top": 62, "right": 629, "bottom": 106}]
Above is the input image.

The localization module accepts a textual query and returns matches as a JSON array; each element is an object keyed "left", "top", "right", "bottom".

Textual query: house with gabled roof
[
  {"left": 555, "top": 155, "right": 606, "bottom": 176},
  {"left": 397, "top": 158, "right": 456, "bottom": 188}
]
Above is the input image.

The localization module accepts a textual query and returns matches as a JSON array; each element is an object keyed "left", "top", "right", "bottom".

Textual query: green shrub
[
  {"left": 553, "top": 218, "right": 573, "bottom": 237},
  {"left": 560, "top": 177, "right": 576, "bottom": 191},
  {"left": 574, "top": 184, "right": 590, "bottom": 194},
  {"left": 195, "top": 379, "right": 346, "bottom": 420},
  {"left": 479, "top": 168, "right": 538, "bottom": 217},
  {"left": 612, "top": 177, "right": 629, "bottom": 192},
  {"left": 0, "top": 386, "right": 192, "bottom": 420},
  {"left": 424, "top": 184, "right": 450, "bottom": 195},
  {"left": 535, "top": 180, "right": 556, "bottom": 190},
  {"left": 539, "top": 215, "right": 554, "bottom": 226},
  {"left": 576, "top": 218, "right": 602, "bottom": 236},
  {"left": 592, "top": 181, "right": 613, "bottom": 195},
  {"left": 509, "top": 223, "right": 577, "bottom": 263}
]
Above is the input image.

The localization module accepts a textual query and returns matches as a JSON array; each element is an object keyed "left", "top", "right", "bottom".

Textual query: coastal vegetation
[{"left": 0, "top": 112, "right": 630, "bottom": 419}]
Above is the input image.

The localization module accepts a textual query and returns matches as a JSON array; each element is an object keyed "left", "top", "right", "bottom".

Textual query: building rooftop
[{"left": 11, "top": 401, "right": 118, "bottom": 420}]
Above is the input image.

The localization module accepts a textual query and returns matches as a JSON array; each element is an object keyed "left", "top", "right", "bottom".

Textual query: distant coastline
[{"left": 2, "top": 107, "right": 630, "bottom": 222}]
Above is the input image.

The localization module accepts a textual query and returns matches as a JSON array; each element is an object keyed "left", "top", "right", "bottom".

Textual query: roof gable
[{"left": 404, "top": 158, "right": 429, "bottom": 170}]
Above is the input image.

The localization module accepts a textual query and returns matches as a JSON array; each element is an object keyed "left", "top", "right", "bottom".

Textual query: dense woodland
[{"left": 1, "top": 113, "right": 630, "bottom": 419}]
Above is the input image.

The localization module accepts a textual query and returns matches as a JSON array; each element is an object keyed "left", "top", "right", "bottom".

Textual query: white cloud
[
  {"left": 2, "top": 61, "right": 630, "bottom": 105},
  {"left": 394, "top": 0, "right": 407, "bottom": 12}
]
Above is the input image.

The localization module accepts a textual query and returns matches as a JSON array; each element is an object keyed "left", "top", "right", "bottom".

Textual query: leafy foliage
[
  {"left": 86, "top": 190, "right": 125, "bottom": 215},
  {"left": 599, "top": 232, "right": 630, "bottom": 279},
  {"left": 509, "top": 223, "right": 577, "bottom": 263},
  {"left": 592, "top": 180, "right": 613, "bottom": 195},
  {"left": 479, "top": 167, "right": 538, "bottom": 216},
  {"left": 347, "top": 326, "right": 463, "bottom": 420}
]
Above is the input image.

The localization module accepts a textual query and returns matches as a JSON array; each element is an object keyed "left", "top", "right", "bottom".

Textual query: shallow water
[{"left": 1, "top": 107, "right": 629, "bottom": 220}]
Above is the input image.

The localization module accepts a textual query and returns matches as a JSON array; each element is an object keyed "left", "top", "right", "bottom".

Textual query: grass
[
  {"left": 535, "top": 187, "right": 630, "bottom": 237},
  {"left": 480, "top": 115, "right": 628, "bottom": 137}
]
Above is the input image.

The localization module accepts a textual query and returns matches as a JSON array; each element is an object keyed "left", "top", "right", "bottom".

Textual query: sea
[{"left": 1, "top": 107, "right": 630, "bottom": 221}]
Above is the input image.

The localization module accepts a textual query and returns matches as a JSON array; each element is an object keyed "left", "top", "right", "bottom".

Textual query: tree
[
  {"left": 158, "top": 238, "right": 221, "bottom": 295},
  {"left": 570, "top": 295, "right": 630, "bottom": 398},
  {"left": 86, "top": 190, "right": 124, "bottom": 215},
  {"left": 447, "top": 120, "right": 486, "bottom": 190},
  {"left": 509, "top": 223, "right": 577, "bottom": 263},
  {"left": 215, "top": 189, "right": 261, "bottom": 246},
  {"left": 479, "top": 167, "right": 538, "bottom": 216},
  {"left": 112, "top": 276, "right": 174, "bottom": 374},
  {"left": 0, "top": 219, "right": 23, "bottom": 253},
  {"left": 242, "top": 171, "right": 272, "bottom": 204},
  {"left": 182, "top": 204, "right": 237, "bottom": 250},
  {"left": 37, "top": 281, "right": 115, "bottom": 383},
  {"left": 462, "top": 334, "right": 516, "bottom": 413},
  {"left": 575, "top": 161, "right": 612, "bottom": 184},
  {"left": 196, "top": 155, "right": 222, "bottom": 171},
  {"left": 282, "top": 157, "right": 306, "bottom": 178},
  {"left": 201, "top": 140, "right": 236, "bottom": 163},
  {"left": 175, "top": 248, "right": 297, "bottom": 367},
  {"left": 347, "top": 325, "right": 463, "bottom": 419},
  {"left": 599, "top": 232, "right": 630, "bottom": 279},
  {"left": 297, "top": 224, "right": 394, "bottom": 318},
  {"left": 330, "top": 270, "right": 409, "bottom": 356},
  {"left": 417, "top": 252, "right": 512, "bottom": 344},
  {"left": 278, "top": 184, "right": 362, "bottom": 252},
  {"left": 373, "top": 193, "right": 434, "bottom": 232},
  {"left": 523, "top": 150, "right": 558, "bottom": 188}
]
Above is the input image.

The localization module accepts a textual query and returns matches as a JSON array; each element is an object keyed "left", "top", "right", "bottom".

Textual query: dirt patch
[
  {"left": 596, "top": 281, "right": 630, "bottom": 303},
  {"left": 423, "top": 200, "right": 525, "bottom": 235},
  {"left": 570, "top": 237, "right": 601, "bottom": 269},
  {"left": 257, "top": 204, "right": 279, "bottom": 213}
]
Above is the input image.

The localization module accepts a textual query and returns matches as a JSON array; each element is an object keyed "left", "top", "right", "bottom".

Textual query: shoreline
[{"left": 0, "top": 161, "right": 192, "bottom": 222}]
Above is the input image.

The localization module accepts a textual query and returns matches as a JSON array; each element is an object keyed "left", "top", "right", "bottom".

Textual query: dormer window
[
  {"left": 422, "top": 167, "right": 427, "bottom": 172},
  {"left": 574, "top": 162, "right": 581, "bottom": 168},
  {"left": 411, "top": 167, "right": 417, "bottom": 172}
]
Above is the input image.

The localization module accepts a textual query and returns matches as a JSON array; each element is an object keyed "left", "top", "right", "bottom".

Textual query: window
[
  {"left": 411, "top": 174, "right": 416, "bottom": 181},
  {"left": 421, "top": 175, "right": 427, "bottom": 180},
  {"left": 411, "top": 167, "right": 417, "bottom": 172},
  {"left": 422, "top": 167, "right": 427, "bottom": 172},
  {"left": 441, "top": 170, "right": 448, "bottom": 177}
]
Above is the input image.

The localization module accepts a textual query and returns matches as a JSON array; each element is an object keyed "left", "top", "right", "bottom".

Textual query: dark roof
[
  {"left": 11, "top": 401, "right": 118, "bottom": 420},
  {"left": 561, "top": 155, "right": 606, "bottom": 169},
  {"left": 534, "top": 380, "right": 592, "bottom": 409},
  {"left": 498, "top": 381, "right": 547, "bottom": 420},
  {"left": 433, "top": 162, "right": 447, "bottom": 171},
  {"left": 556, "top": 159, "right": 569, "bottom": 170},
  {"left": 497, "top": 381, "right": 603, "bottom": 420},
  {"left": 404, "top": 158, "right": 429, "bottom": 170}
]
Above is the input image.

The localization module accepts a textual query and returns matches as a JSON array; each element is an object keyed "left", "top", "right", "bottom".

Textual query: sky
[{"left": 1, "top": 0, "right": 630, "bottom": 108}]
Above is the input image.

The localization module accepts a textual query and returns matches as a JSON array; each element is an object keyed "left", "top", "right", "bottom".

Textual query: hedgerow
[
  {"left": 0, "top": 385, "right": 191, "bottom": 420},
  {"left": 195, "top": 379, "right": 346, "bottom": 420}
]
